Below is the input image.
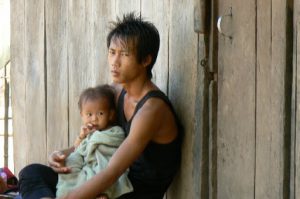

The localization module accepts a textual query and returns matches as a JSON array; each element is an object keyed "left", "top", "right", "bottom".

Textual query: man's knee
[
  {"left": 19, "top": 163, "right": 46, "bottom": 180},
  {"left": 18, "top": 163, "right": 57, "bottom": 199}
]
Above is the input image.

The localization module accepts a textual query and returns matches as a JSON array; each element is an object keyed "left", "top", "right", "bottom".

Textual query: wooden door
[
  {"left": 217, "top": 0, "right": 292, "bottom": 198},
  {"left": 217, "top": 1, "right": 256, "bottom": 198}
]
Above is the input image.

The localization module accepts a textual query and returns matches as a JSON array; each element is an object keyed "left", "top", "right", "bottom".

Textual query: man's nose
[{"left": 111, "top": 54, "right": 121, "bottom": 67}]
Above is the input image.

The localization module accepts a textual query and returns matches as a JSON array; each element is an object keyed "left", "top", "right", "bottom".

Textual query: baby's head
[{"left": 78, "top": 84, "right": 116, "bottom": 131}]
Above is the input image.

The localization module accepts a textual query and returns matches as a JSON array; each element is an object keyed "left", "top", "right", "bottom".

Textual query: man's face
[{"left": 108, "top": 38, "right": 146, "bottom": 84}]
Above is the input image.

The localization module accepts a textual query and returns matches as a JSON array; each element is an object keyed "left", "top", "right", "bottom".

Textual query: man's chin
[{"left": 112, "top": 79, "right": 122, "bottom": 84}]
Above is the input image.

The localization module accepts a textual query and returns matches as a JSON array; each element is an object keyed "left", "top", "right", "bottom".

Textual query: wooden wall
[
  {"left": 10, "top": 0, "right": 299, "bottom": 198},
  {"left": 10, "top": 0, "right": 198, "bottom": 198}
]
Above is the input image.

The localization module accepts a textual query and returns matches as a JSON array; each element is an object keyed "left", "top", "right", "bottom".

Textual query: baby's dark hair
[
  {"left": 107, "top": 12, "right": 160, "bottom": 79},
  {"left": 78, "top": 84, "right": 116, "bottom": 111}
]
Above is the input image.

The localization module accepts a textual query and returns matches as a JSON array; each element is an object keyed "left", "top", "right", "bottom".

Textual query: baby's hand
[
  {"left": 74, "top": 124, "right": 97, "bottom": 147},
  {"left": 81, "top": 123, "right": 97, "bottom": 137}
]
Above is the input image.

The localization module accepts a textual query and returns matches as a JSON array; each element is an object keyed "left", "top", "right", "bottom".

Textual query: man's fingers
[
  {"left": 54, "top": 167, "right": 70, "bottom": 174},
  {"left": 57, "top": 153, "right": 65, "bottom": 160},
  {"left": 51, "top": 164, "right": 71, "bottom": 173},
  {"left": 51, "top": 151, "right": 65, "bottom": 160}
]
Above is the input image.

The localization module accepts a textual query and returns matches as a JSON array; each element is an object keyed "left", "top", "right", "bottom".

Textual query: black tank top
[{"left": 117, "top": 89, "right": 182, "bottom": 192}]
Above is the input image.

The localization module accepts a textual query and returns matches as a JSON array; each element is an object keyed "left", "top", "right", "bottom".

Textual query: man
[{"left": 18, "top": 13, "right": 182, "bottom": 199}]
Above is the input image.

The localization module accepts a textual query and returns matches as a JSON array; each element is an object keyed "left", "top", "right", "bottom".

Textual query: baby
[{"left": 56, "top": 84, "right": 133, "bottom": 199}]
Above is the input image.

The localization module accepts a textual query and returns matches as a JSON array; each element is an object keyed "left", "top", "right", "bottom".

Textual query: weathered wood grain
[
  {"left": 294, "top": 0, "right": 300, "bottom": 197},
  {"left": 91, "top": 0, "right": 113, "bottom": 85},
  {"left": 45, "top": 0, "right": 69, "bottom": 154},
  {"left": 113, "top": 0, "right": 140, "bottom": 19},
  {"left": 68, "top": 0, "right": 94, "bottom": 144},
  {"left": 24, "top": 0, "right": 47, "bottom": 164},
  {"left": 217, "top": 0, "right": 256, "bottom": 198},
  {"left": 141, "top": 0, "right": 169, "bottom": 93},
  {"left": 256, "top": 0, "right": 291, "bottom": 198},
  {"left": 11, "top": 0, "right": 26, "bottom": 174},
  {"left": 195, "top": 34, "right": 210, "bottom": 199},
  {"left": 168, "top": 0, "right": 198, "bottom": 198},
  {"left": 208, "top": 1, "right": 218, "bottom": 198},
  {"left": 295, "top": 24, "right": 300, "bottom": 199}
]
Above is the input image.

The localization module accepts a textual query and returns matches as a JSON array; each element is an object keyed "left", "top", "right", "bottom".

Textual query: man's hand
[{"left": 48, "top": 150, "right": 71, "bottom": 173}]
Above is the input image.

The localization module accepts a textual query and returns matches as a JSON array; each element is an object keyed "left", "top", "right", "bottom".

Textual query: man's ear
[{"left": 142, "top": 55, "right": 152, "bottom": 68}]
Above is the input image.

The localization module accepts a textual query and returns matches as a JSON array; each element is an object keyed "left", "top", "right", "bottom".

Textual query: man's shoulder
[{"left": 137, "top": 96, "right": 171, "bottom": 120}]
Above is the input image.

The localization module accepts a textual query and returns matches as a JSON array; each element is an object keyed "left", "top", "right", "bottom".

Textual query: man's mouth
[{"left": 111, "top": 70, "right": 119, "bottom": 76}]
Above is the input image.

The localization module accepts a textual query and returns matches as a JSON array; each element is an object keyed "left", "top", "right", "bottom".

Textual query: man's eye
[{"left": 121, "top": 52, "right": 129, "bottom": 56}]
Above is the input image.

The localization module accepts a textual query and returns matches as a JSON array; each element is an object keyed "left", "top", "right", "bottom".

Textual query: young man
[{"left": 18, "top": 13, "right": 182, "bottom": 199}]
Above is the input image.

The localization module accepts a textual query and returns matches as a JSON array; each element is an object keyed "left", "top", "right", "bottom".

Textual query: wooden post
[{"left": 3, "top": 61, "right": 10, "bottom": 167}]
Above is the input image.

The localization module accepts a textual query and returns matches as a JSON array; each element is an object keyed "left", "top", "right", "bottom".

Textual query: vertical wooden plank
[
  {"left": 68, "top": 0, "right": 94, "bottom": 144},
  {"left": 91, "top": 0, "right": 114, "bottom": 85},
  {"left": 296, "top": 22, "right": 300, "bottom": 199},
  {"left": 290, "top": 22, "right": 296, "bottom": 199},
  {"left": 11, "top": 0, "right": 26, "bottom": 174},
  {"left": 141, "top": 0, "right": 170, "bottom": 93},
  {"left": 24, "top": 0, "right": 47, "bottom": 163},
  {"left": 295, "top": 0, "right": 300, "bottom": 197},
  {"left": 68, "top": 0, "right": 114, "bottom": 145},
  {"left": 46, "top": 0, "right": 68, "bottom": 154},
  {"left": 256, "top": 0, "right": 291, "bottom": 198},
  {"left": 217, "top": 0, "right": 256, "bottom": 198},
  {"left": 168, "top": 0, "right": 198, "bottom": 198},
  {"left": 209, "top": 80, "right": 218, "bottom": 199},
  {"left": 292, "top": 1, "right": 300, "bottom": 199},
  {"left": 256, "top": 1, "right": 273, "bottom": 198},
  {"left": 208, "top": 1, "right": 218, "bottom": 198},
  {"left": 114, "top": 0, "right": 140, "bottom": 18},
  {"left": 194, "top": 34, "right": 210, "bottom": 199}
]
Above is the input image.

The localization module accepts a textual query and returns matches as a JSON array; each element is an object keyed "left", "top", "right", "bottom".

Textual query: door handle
[{"left": 217, "top": 7, "right": 233, "bottom": 39}]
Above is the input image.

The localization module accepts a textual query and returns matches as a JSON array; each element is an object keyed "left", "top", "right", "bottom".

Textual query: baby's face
[{"left": 80, "top": 98, "right": 113, "bottom": 131}]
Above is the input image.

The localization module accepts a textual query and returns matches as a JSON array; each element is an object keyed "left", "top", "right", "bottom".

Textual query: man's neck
[{"left": 123, "top": 77, "right": 154, "bottom": 100}]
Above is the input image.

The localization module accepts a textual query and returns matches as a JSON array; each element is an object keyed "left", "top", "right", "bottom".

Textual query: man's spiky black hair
[{"left": 107, "top": 12, "right": 160, "bottom": 79}]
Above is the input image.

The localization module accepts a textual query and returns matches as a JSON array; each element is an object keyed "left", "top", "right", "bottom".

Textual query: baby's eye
[
  {"left": 96, "top": 112, "right": 104, "bottom": 116},
  {"left": 87, "top": 113, "right": 93, "bottom": 117}
]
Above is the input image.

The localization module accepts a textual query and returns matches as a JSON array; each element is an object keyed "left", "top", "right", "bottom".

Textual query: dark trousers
[
  {"left": 18, "top": 164, "right": 166, "bottom": 199},
  {"left": 117, "top": 191, "right": 165, "bottom": 199},
  {"left": 18, "top": 164, "right": 58, "bottom": 199}
]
